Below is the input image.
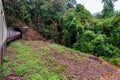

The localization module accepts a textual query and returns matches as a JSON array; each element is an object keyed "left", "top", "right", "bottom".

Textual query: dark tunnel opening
[
  {"left": 13, "top": 28, "right": 23, "bottom": 39},
  {"left": 7, "top": 27, "right": 22, "bottom": 46}
]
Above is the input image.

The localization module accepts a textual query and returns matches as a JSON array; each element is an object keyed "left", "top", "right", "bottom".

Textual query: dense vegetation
[{"left": 3, "top": 0, "right": 120, "bottom": 65}]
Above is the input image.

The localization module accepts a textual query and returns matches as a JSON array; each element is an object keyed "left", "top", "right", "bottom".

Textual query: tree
[
  {"left": 102, "top": 0, "right": 118, "bottom": 18},
  {"left": 75, "top": 4, "right": 92, "bottom": 25}
]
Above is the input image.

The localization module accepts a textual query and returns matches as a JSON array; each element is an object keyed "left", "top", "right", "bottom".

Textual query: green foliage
[
  {"left": 16, "top": 66, "right": 29, "bottom": 76},
  {"left": 75, "top": 4, "right": 92, "bottom": 25},
  {"left": 111, "top": 13, "right": 120, "bottom": 46},
  {"left": 26, "top": 74, "right": 44, "bottom": 80},
  {"left": 4, "top": 0, "right": 67, "bottom": 28},
  {"left": 102, "top": 0, "right": 117, "bottom": 18},
  {"left": 3, "top": 57, "right": 9, "bottom": 63},
  {"left": 111, "top": 57, "right": 120, "bottom": 66},
  {"left": 62, "top": 4, "right": 92, "bottom": 47},
  {"left": 73, "top": 30, "right": 95, "bottom": 53},
  {"left": 44, "top": 24, "right": 59, "bottom": 42},
  {"left": 62, "top": 19, "right": 77, "bottom": 47},
  {"left": 61, "top": 4, "right": 120, "bottom": 66}
]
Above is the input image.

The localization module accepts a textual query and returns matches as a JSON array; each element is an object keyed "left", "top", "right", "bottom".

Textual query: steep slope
[{"left": 2, "top": 40, "right": 120, "bottom": 80}]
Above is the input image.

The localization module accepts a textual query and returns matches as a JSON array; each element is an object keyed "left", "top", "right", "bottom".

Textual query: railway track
[
  {"left": 0, "top": 27, "right": 22, "bottom": 67},
  {"left": 0, "top": 1, "right": 28, "bottom": 78},
  {"left": 0, "top": 1, "right": 24, "bottom": 79}
]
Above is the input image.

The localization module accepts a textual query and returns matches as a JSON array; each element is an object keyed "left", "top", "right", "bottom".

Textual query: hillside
[
  {"left": 4, "top": 0, "right": 120, "bottom": 69},
  {"left": 2, "top": 40, "right": 120, "bottom": 80}
]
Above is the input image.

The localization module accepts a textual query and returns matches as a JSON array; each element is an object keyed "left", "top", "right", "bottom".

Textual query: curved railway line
[
  {"left": 0, "top": 0, "right": 28, "bottom": 71},
  {"left": 0, "top": 28, "right": 22, "bottom": 66}
]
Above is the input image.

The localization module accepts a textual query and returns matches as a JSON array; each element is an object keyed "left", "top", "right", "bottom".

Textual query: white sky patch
[
  {"left": 76, "top": 0, "right": 120, "bottom": 14},
  {"left": 115, "top": 0, "right": 120, "bottom": 11}
]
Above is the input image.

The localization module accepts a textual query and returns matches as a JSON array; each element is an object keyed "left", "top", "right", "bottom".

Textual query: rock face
[{"left": 23, "top": 29, "right": 46, "bottom": 41}]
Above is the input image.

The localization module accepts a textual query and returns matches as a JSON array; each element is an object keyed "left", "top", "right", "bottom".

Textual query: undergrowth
[{"left": 2, "top": 41, "right": 66, "bottom": 80}]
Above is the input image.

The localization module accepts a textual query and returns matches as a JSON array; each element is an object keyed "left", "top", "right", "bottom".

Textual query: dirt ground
[
  {"left": 33, "top": 41, "right": 120, "bottom": 80},
  {"left": 23, "top": 29, "right": 46, "bottom": 41},
  {"left": 3, "top": 41, "right": 120, "bottom": 80}
]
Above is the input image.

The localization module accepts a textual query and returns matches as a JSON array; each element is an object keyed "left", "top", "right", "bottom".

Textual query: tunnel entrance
[
  {"left": 7, "top": 27, "right": 22, "bottom": 43},
  {"left": 7, "top": 26, "right": 29, "bottom": 43},
  {"left": 13, "top": 28, "right": 22, "bottom": 38}
]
